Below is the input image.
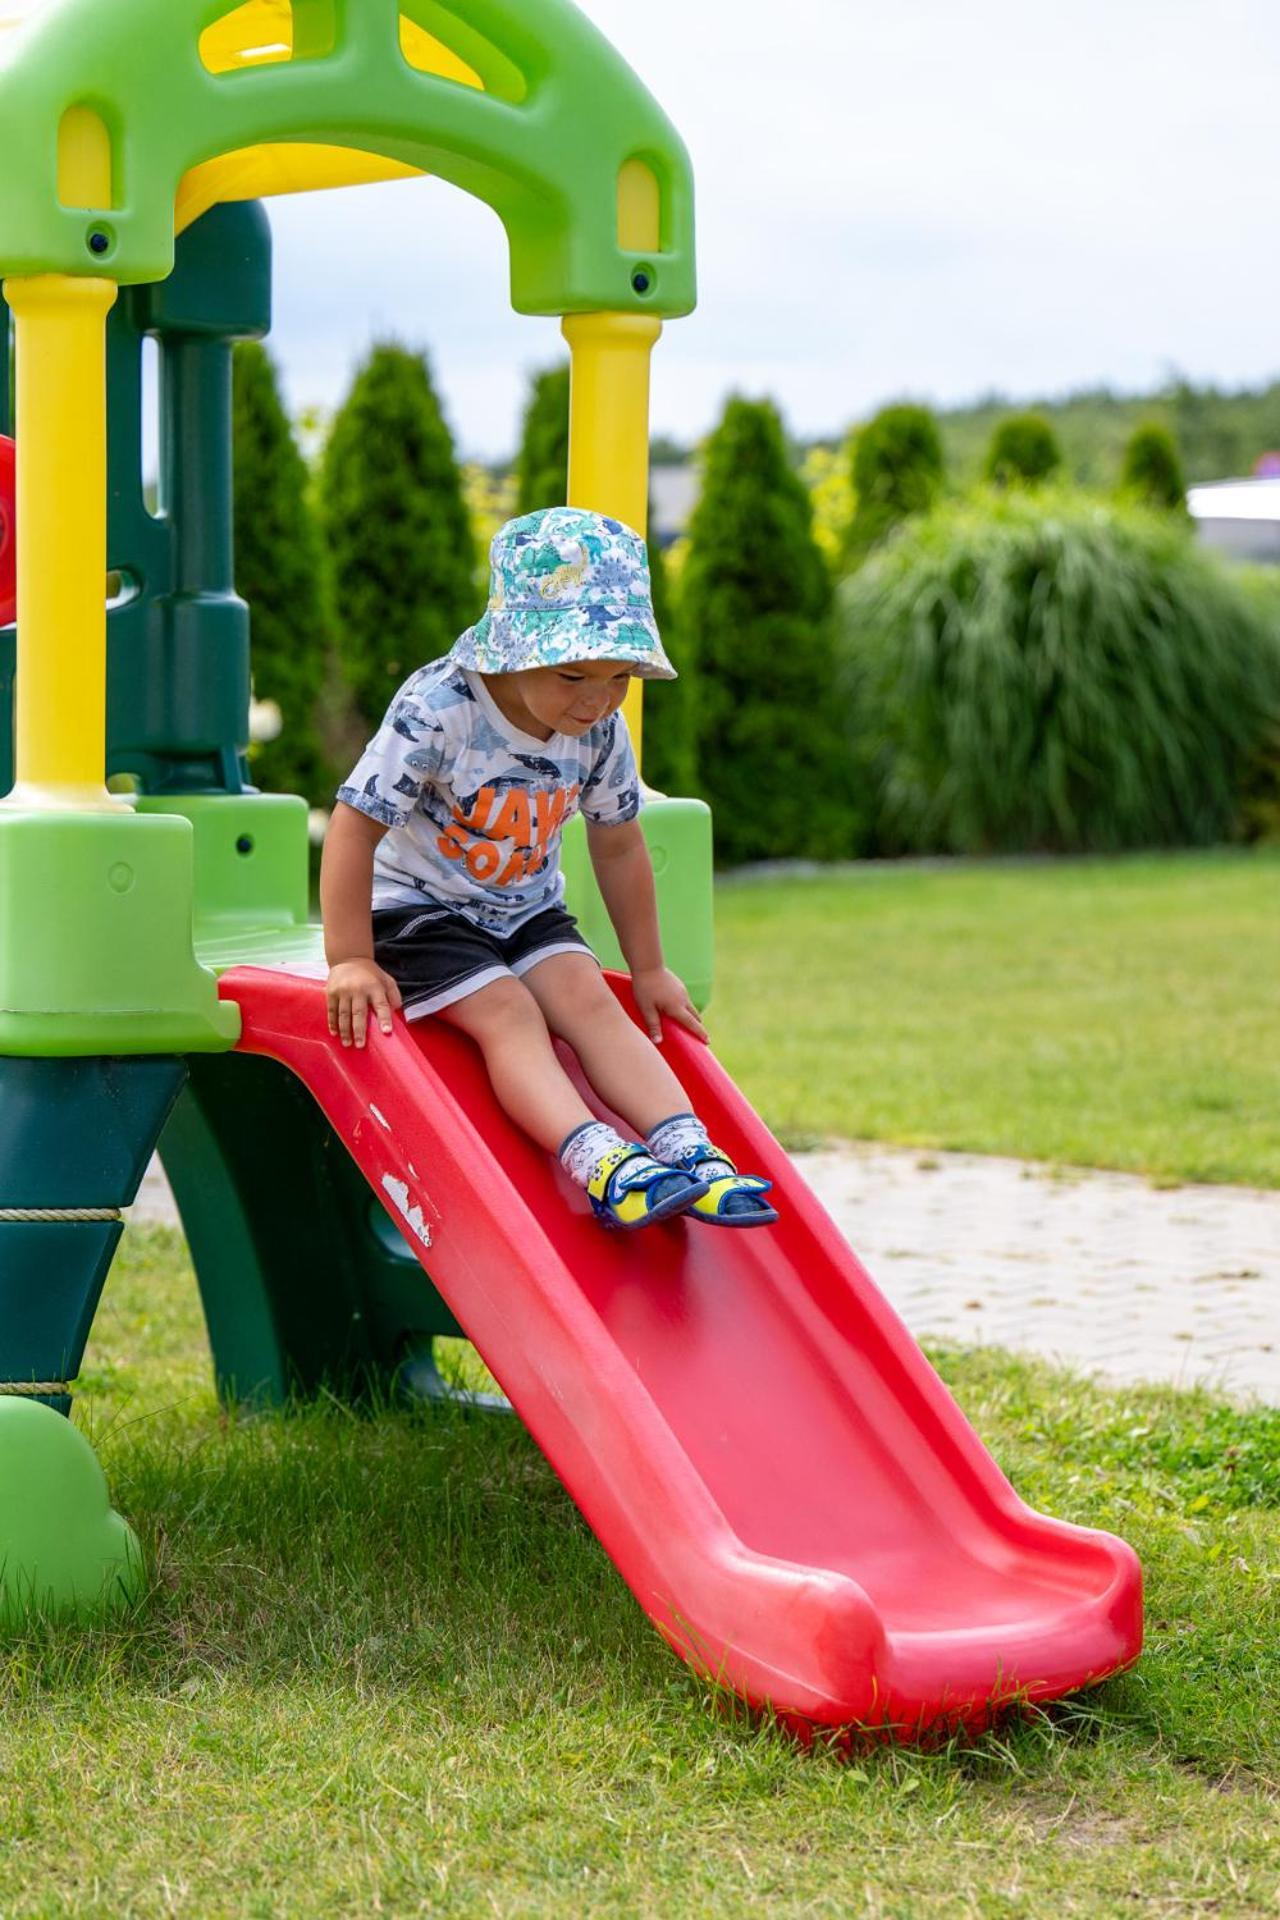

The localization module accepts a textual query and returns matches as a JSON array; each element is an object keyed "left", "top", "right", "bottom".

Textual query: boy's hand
[
  {"left": 631, "top": 966, "right": 708, "bottom": 1045},
  {"left": 326, "top": 959, "right": 403, "bottom": 1049}
]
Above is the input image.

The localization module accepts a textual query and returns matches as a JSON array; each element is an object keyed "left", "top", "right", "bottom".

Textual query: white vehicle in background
[{"left": 1188, "top": 473, "right": 1280, "bottom": 565}]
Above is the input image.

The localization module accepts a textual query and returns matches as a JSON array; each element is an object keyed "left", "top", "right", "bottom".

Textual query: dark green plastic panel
[
  {"left": 0, "top": 1056, "right": 185, "bottom": 1208},
  {"left": 162, "top": 1050, "right": 465, "bottom": 1408}
]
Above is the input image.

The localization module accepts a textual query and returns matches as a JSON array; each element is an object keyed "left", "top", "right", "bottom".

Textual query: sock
[
  {"left": 646, "top": 1112, "right": 735, "bottom": 1183},
  {"left": 558, "top": 1120, "right": 630, "bottom": 1189}
]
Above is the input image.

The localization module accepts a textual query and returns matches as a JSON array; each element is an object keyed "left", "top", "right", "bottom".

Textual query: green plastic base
[
  {"left": 0, "top": 810, "right": 239, "bottom": 1056},
  {"left": 136, "top": 791, "right": 309, "bottom": 937},
  {"left": 561, "top": 795, "right": 714, "bottom": 1007},
  {"left": 0, "top": 1399, "right": 142, "bottom": 1631}
]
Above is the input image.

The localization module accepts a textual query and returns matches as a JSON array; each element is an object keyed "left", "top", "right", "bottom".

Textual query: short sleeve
[
  {"left": 580, "top": 713, "right": 643, "bottom": 827},
  {"left": 336, "top": 675, "right": 449, "bottom": 829}
]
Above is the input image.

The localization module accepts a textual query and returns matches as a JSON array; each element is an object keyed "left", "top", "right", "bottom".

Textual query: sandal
[
  {"left": 586, "top": 1143, "right": 709, "bottom": 1231},
  {"left": 664, "top": 1143, "right": 779, "bottom": 1227}
]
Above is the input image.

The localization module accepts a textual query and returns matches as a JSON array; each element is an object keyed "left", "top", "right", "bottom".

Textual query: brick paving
[{"left": 131, "top": 1143, "right": 1280, "bottom": 1404}]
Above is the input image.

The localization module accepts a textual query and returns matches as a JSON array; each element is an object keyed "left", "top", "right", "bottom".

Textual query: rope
[
  {"left": 0, "top": 1207, "right": 121, "bottom": 1222},
  {"left": 0, "top": 1381, "right": 72, "bottom": 1398}
]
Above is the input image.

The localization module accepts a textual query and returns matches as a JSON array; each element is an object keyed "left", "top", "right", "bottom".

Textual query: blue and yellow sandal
[
  {"left": 586, "top": 1143, "right": 709, "bottom": 1231},
  {"left": 666, "top": 1143, "right": 779, "bottom": 1227}
]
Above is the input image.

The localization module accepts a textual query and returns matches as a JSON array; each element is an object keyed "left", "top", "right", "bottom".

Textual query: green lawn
[
  {"left": 711, "top": 849, "right": 1280, "bottom": 1187},
  {"left": 2, "top": 1228, "right": 1278, "bottom": 1916}
]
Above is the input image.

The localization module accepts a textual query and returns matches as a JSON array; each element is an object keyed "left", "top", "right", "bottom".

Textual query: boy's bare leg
[
  {"left": 436, "top": 978, "right": 595, "bottom": 1152},
  {"left": 520, "top": 954, "right": 692, "bottom": 1139}
]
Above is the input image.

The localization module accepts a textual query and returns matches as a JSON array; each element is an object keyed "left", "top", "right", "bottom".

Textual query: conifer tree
[
  {"left": 638, "top": 535, "right": 699, "bottom": 795},
  {"left": 1119, "top": 421, "right": 1188, "bottom": 513},
  {"left": 231, "top": 341, "right": 332, "bottom": 802},
  {"left": 514, "top": 362, "right": 571, "bottom": 514},
  {"left": 321, "top": 342, "right": 478, "bottom": 730},
  {"left": 984, "top": 412, "right": 1063, "bottom": 487},
  {"left": 681, "top": 397, "right": 862, "bottom": 862},
  {"left": 843, "top": 403, "right": 945, "bottom": 565}
]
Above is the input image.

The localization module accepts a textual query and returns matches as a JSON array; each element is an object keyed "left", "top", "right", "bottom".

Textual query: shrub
[
  {"left": 232, "top": 342, "right": 333, "bottom": 804},
  {"left": 844, "top": 403, "right": 944, "bottom": 564},
  {"left": 839, "top": 489, "right": 1280, "bottom": 854},
  {"left": 514, "top": 363, "right": 571, "bottom": 516},
  {"left": 1119, "top": 422, "right": 1188, "bottom": 513},
  {"left": 638, "top": 535, "right": 699, "bottom": 796},
  {"left": 681, "top": 396, "right": 864, "bottom": 862},
  {"left": 985, "top": 412, "right": 1063, "bottom": 487},
  {"left": 321, "top": 343, "right": 478, "bottom": 731}
]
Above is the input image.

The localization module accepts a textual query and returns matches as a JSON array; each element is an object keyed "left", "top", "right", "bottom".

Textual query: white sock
[
  {"left": 646, "top": 1112, "right": 735, "bottom": 1182},
  {"left": 559, "top": 1120, "right": 630, "bottom": 1188}
]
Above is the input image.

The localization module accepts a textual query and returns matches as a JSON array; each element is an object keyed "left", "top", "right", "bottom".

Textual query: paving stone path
[{"left": 130, "top": 1143, "right": 1280, "bottom": 1404}]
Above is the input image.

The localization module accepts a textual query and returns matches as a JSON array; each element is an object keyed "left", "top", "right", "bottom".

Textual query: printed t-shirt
[{"left": 336, "top": 659, "right": 642, "bottom": 932}]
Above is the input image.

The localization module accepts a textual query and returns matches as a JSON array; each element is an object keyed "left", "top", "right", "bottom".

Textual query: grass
[
  {"left": 2, "top": 1227, "right": 1278, "bottom": 1916},
  {"left": 710, "top": 848, "right": 1280, "bottom": 1187}
]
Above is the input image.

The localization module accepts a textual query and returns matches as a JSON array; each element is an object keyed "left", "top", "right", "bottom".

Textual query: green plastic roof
[{"left": 0, "top": 0, "right": 695, "bottom": 315}]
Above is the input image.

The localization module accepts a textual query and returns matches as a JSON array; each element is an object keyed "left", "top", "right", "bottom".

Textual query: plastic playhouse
[{"left": 0, "top": 0, "right": 1141, "bottom": 1736}]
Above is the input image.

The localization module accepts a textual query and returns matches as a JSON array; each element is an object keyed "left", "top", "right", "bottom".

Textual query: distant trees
[
  {"left": 231, "top": 341, "right": 332, "bottom": 803},
  {"left": 1119, "top": 422, "right": 1187, "bottom": 513},
  {"left": 681, "top": 396, "right": 862, "bottom": 862},
  {"left": 320, "top": 343, "right": 478, "bottom": 731},
  {"left": 513, "top": 363, "right": 571, "bottom": 514},
  {"left": 844, "top": 403, "right": 945, "bottom": 563},
  {"left": 984, "top": 412, "right": 1063, "bottom": 487}
]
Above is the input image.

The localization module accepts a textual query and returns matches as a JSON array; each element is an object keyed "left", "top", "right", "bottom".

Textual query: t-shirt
[{"left": 336, "top": 659, "right": 642, "bottom": 932}]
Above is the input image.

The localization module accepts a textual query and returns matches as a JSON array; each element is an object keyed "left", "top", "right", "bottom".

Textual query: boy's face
[{"left": 503, "top": 660, "right": 633, "bottom": 738}]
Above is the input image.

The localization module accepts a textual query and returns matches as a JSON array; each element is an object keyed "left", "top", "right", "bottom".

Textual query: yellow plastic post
[
  {"left": 3, "top": 273, "right": 122, "bottom": 810},
  {"left": 561, "top": 311, "right": 662, "bottom": 763}
]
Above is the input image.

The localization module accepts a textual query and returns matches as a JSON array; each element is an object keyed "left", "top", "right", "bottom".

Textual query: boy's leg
[
  {"left": 522, "top": 955, "right": 779, "bottom": 1228},
  {"left": 437, "top": 978, "right": 594, "bottom": 1152},
  {"left": 436, "top": 973, "right": 708, "bottom": 1228},
  {"left": 518, "top": 954, "right": 690, "bottom": 1138}
]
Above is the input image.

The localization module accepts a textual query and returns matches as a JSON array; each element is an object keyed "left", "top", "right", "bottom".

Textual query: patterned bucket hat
[{"left": 449, "top": 506, "right": 677, "bottom": 680}]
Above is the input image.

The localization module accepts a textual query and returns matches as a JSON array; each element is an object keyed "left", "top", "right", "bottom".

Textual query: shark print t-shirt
[{"left": 337, "top": 659, "right": 642, "bottom": 932}]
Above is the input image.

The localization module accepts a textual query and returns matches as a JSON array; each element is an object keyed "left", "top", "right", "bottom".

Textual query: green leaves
[
  {"left": 839, "top": 489, "right": 1280, "bottom": 854},
  {"left": 321, "top": 343, "right": 479, "bottom": 733}
]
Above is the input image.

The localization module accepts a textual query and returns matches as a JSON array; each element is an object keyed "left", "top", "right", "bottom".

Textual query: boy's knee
[{"left": 461, "top": 977, "right": 544, "bottom": 1040}]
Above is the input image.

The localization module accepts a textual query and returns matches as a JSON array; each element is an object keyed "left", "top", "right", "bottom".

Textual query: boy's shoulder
[{"left": 382, "top": 657, "right": 477, "bottom": 739}]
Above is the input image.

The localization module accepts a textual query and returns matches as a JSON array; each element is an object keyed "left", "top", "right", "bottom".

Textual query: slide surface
[{"left": 222, "top": 963, "right": 1142, "bottom": 1734}]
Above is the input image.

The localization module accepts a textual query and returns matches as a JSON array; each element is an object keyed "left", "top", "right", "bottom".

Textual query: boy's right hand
[{"left": 326, "top": 959, "right": 403, "bottom": 1049}]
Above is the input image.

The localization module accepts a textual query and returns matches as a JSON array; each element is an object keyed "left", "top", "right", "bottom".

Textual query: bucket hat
[{"left": 449, "top": 507, "right": 676, "bottom": 680}]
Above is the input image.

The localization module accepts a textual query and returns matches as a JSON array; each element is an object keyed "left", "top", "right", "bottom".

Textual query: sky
[{"left": 7, "top": 0, "right": 1280, "bottom": 458}]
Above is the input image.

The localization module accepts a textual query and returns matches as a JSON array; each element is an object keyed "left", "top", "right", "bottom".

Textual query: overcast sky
[
  {"left": 258, "top": 0, "right": 1279, "bottom": 458},
  {"left": 9, "top": 0, "right": 1276, "bottom": 458}
]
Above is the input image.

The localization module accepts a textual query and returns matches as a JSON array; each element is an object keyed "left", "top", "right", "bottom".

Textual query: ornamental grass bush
[{"left": 838, "top": 489, "right": 1280, "bottom": 854}]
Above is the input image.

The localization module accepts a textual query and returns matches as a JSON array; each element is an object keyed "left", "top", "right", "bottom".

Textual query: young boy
[{"left": 322, "top": 506, "right": 775, "bottom": 1231}]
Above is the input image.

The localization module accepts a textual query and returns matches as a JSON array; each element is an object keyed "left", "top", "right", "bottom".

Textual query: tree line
[{"left": 234, "top": 344, "right": 1280, "bottom": 860}]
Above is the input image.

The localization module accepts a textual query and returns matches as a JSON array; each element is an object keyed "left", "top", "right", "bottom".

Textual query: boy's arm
[
  {"left": 321, "top": 802, "right": 403, "bottom": 1046},
  {"left": 586, "top": 818, "right": 707, "bottom": 1043}
]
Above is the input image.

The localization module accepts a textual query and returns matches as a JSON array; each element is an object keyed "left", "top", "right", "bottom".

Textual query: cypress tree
[
  {"left": 231, "top": 341, "right": 332, "bottom": 803},
  {"left": 514, "top": 363, "right": 571, "bottom": 514},
  {"left": 1119, "top": 421, "right": 1188, "bottom": 513},
  {"left": 638, "top": 535, "right": 698, "bottom": 795},
  {"left": 843, "top": 403, "right": 945, "bottom": 565},
  {"left": 681, "top": 396, "right": 862, "bottom": 863},
  {"left": 984, "top": 412, "right": 1063, "bottom": 487},
  {"left": 321, "top": 342, "right": 478, "bottom": 730}
]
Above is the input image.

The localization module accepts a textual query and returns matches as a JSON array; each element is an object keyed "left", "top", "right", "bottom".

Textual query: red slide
[{"left": 223, "top": 964, "right": 1142, "bottom": 1736}]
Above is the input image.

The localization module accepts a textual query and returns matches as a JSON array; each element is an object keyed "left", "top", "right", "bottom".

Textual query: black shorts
[{"left": 372, "top": 901, "right": 597, "bottom": 1020}]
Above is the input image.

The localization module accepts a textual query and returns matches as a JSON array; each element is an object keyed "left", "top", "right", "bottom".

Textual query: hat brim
[{"left": 449, "top": 603, "right": 677, "bottom": 681}]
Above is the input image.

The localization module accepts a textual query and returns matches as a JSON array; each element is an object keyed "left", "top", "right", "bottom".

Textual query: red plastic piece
[
  {"left": 0, "top": 436, "right": 13, "bottom": 627},
  {"left": 222, "top": 964, "right": 1143, "bottom": 1736}
]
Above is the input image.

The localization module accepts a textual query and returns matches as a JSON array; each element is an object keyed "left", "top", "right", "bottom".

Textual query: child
[{"left": 322, "top": 506, "right": 775, "bottom": 1232}]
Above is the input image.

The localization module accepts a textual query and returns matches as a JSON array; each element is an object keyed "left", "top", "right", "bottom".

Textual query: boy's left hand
[{"left": 631, "top": 966, "right": 708, "bottom": 1045}]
